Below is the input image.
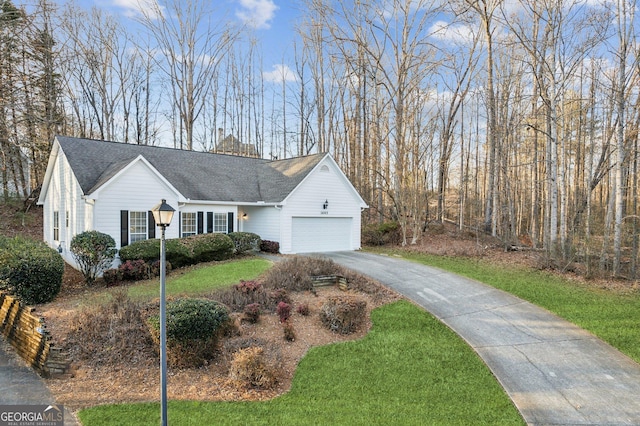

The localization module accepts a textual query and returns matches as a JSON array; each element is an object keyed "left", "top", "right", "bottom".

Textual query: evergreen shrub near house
[
  {"left": 119, "top": 233, "right": 234, "bottom": 269},
  {"left": 148, "top": 298, "right": 232, "bottom": 367},
  {"left": 119, "top": 259, "right": 150, "bottom": 281},
  {"left": 227, "top": 232, "right": 261, "bottom": 254},
  {"left": 70, "top": 231, "right": 118, "bottom": 285},
  {"left": 118, "top": 239, "right": 160, "bottom": 264},
  {"left": 0, "top": 236, "right": 64, "bottom": 304},
  {"left": 189, "top": 233, "right": 234, "bottom": 263},
  {"left": 164, "top": 238, "right": 192, "bottom": 268},
  {"left": 259, "top": 240, "right": 280, "bottom": 254}
]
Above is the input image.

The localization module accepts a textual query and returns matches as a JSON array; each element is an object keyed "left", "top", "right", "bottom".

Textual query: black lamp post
[{"left": 151, "top": 199, "right": 175, "bottom": 426}]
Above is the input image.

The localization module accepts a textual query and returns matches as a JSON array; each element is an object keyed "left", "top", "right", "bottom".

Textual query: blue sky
[{"left": 92, "top": 0, "right": 301, "bottom": 82}]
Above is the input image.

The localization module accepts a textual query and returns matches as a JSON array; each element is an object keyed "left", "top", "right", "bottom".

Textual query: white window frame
[
  {"left": 182, "top": 212, "right": 197, "bottom": 237},
  {"left": 53, "top": 211, "right": 59, "bottom": 241},
  {"left": 213, "top": 213, "right": 227, "bottom": 233},
  {"left": 129, "top": 211, "right": 148, "bottom": 243}
]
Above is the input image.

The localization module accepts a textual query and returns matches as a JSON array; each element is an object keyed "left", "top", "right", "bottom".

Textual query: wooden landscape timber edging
[
  {"left": 311, "top": 275, "right": 348, "bottom": 291},
  {"left": 0, "top": 291, "right": 69, "bottom": 377}
]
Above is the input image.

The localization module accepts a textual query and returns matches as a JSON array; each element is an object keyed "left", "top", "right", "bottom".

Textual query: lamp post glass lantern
[{"left": 151, "top": 199, "right": 174, "bottom": 426}]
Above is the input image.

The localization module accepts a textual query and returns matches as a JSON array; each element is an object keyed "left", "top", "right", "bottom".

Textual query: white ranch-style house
[{"left": 37, "top": 136, "right": 368, "bottom": 266}]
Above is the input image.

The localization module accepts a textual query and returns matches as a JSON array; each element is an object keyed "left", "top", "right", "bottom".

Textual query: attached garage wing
[{"left": 291, "top": 217, "right": 353, "bottom": 253}]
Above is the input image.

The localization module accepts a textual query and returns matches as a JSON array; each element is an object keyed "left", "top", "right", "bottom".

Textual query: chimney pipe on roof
[{"left": 218, "top": 128, "right": 223, "bottom": 142}]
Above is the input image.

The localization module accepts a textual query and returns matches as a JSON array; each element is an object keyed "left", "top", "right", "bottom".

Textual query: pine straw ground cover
[{"left": 39, "top": 256, "right": 400, "bottom": 412}]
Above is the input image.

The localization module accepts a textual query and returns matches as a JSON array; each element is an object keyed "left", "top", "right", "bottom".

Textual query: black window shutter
[
  {"left": 197, "top": 211, "right": 204, "bottom": 234},
  {"left": 227, "top": 212, "right": 234, "bottom": 233},
  {"left": 178, "top": 212, "right": 182, "bottom": 237},
  {"left": 148, "top": 211, "right": 156, "bottom": 239},
  {"left": 120, "top": 210, "right": 129, "bottom": 247},
  {"left": 207, "top": 212, "right": 213, "bottom": 233}
]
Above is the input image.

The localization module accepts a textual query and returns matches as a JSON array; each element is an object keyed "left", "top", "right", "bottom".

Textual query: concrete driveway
[{"left": 319, "top": 251, "right": 640, "bottom": 425}]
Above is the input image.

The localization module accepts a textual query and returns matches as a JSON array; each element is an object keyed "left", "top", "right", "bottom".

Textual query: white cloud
[
  {"left": 263, "top": 64, "right": 297, "bottom": 83},
  {"left": 429, "top": 20, "right": 476, "bottom": 45},
  {"left": 236, "top": 0, "right": 278, "bottom": 30},
  {"left": 110, "top": 0, "right": 164, "bottom": 19}
]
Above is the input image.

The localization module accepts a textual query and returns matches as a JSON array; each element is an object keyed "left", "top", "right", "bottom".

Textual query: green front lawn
[
  {"left": 78, "top": 300, "right": 523, "bottom": 425},
  {"left": 127, "top": 257, "right": 272, "bottom": 299}
]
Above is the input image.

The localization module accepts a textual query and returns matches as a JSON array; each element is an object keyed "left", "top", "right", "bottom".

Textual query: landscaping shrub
[
  {"left": 362, "top": 221, "right": 402, "bottom": 246},
  {"left": 262, "top": 256, "right": 341, "bottom": 292},
  {"left": 70, "top": 231, "right": 117, "bottom": 285},
  {"left": 228, "top": 232, "right": 261, "bottom": 254},
  {"left": 119, "top": 259, "right": 150, "bottom": 281},
  {"left": 229, "top": 346, "right": 277, "bottom": 389},
  {"left": 320, "top": 295, "right": 367, "bottom": 334},
  {"left": 282, "top": 321, "right": 296, "bottom": 342},
  {"left": 0, "top": 236, "right": 64, "bottom": 304},
  {"left": 276, "top": 301, "right": 291, "bottom": 323},
  {"left": 149, "top": 259, "right": 172, "bottom": 277},
  {"left": 243, "top": 303, "right": 261, "bottom": 323},
  {"left": 119, "top": 239, "right": 159, "bottom": 264},
  {"left": 164, "top": 238, "right": 192, "bottom": 268},
  {"left": 261, "top": 257, "right": 312, "bottom": 291},
  {"left": 148, "top": 298, "right": 231, "bottom": 367},
  {"left": 212, "top": 281, "right": 270, "bottom": 312},
  {"left": 269, "top": 288, "right": 291, "bottom": 307},
  {"left": 296, "top": 303, "right": 310, "bottom": 316},
  {"left": 189, "top": 233, "right": 234, "bottom": 263},
  {"left": 64, "top": 290, "right": 155, "bottom": 366},
  {"left": 102, "top": 268, "right": 123, "bottom": 286},
  {"left": 236, "top": 280, "right": 262, "bottom": 294},
  {"left": 120, "top": 233, "right": 233, "bottom": 269},
  {"left": 259, "top": 240, "right": 280, "bottom": 254}
]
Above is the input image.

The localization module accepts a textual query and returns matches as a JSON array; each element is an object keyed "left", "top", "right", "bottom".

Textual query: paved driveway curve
[{"left": 320, "top": 251, "right": 640, "bottom": 426}]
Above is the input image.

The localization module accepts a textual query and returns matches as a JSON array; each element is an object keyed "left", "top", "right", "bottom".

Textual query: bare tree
[{"left": 136, "top": 0, "right": 239, "bottom": 150}]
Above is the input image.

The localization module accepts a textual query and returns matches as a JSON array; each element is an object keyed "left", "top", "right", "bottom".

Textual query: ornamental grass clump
[
  {"left": 229, "top": 346, "right": 277, "bottom": 389},
  {"left": 65, "top": 290, "right": 155, "bottom": 366},
  {"left": 212, "top": 280, "right": 270, "bottom": 312}
]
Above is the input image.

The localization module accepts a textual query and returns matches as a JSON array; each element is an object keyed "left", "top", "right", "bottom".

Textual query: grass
[
  {"left": 78, "top": 300, "right": 524, "bottom": 426},
  {"left": 372, "top": 248, "right": 640, "bottom": 364},
  {"left": 126, "top": 257, "right": 272, "bottom": 299}
]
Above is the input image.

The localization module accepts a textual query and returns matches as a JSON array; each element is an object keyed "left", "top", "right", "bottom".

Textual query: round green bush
[
  {"left": 70, "top": 231, "right": 117, "bottom": 284},
  {"left": 227, "top": 232, "right": 261, "bottom": 254},
  {"left": 120, "top": 233, "right": 234, "bottom": 270},
  {"left": 119, "top": 239, "right": 160, "bottom": 264},
  {"left": 0, "top": 237, "right": 64, "bottom": 304},
  {"left": 150, "top": 298, "right": 231, "bottom": 342},
  {"left": 189, "top": 233, "right": 234, "bottom": 263},
  {"left": 165, "top": 238, "right": 192, "bottom": 268}
]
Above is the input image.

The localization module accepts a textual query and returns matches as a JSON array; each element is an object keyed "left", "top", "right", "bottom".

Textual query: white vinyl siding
[
  {"left": 279, "top": 157, "right": 364, "bottom": 254},
  {"left": 90, "top": 160, "right": 180, "bottom": 247},
  {"left": 129, "top": 211, "right": 148, "bottom": 243},
  {"left": 182, "top": 212, "right": 197, "bottom": 236}
]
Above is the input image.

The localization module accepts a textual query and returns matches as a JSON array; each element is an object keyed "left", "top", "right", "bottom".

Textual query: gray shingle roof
[{"left": 56, "top": 136, "right": 326, "bottom": 203}]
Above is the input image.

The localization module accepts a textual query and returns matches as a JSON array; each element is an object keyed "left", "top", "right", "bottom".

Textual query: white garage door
[{"left": 291, "top": 217, "right": 353, "bottom": 253}]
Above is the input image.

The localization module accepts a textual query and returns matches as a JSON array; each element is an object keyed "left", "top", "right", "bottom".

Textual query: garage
[{"left": 291, "top": 217, "right": 353, "bottom": 253}]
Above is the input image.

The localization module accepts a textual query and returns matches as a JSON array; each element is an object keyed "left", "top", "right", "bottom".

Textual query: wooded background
[{"left": 1, "top": 0, "right": 639, "bottom": 278}]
